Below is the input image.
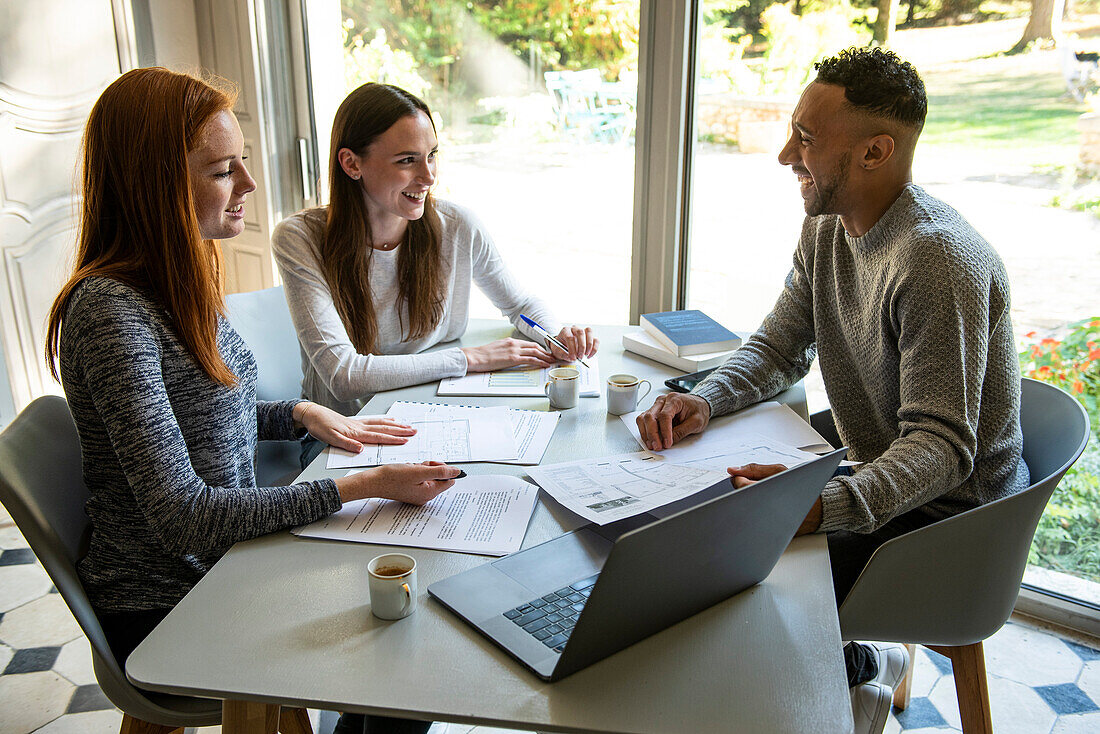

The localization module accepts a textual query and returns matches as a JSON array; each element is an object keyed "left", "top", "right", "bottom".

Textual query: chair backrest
[
  {"left": 224, "top": 285, "right": 304, "bottom": 402},
  {"left": 838, "top": 378, "right": 1091, "bottom": 646},
  {"left": 0, "top": 396, "right": 220, "bottom": 726}
]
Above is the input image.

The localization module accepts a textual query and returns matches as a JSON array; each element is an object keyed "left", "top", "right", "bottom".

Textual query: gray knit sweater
[
  {"left": 61, "top": 277, "right": 341, "bottom": 612},
  {"left": 693, "top": 184, "right": 1029, "bottom": 533}
]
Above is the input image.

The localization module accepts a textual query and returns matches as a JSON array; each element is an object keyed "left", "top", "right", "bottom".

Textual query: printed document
[
  {"left": 653, "top": 431, "right": 822, "bottom": 474},
  {"left": 386, "top": 401, "right": 557, "bottom": 465},
  {"left": 500, "top": 409, "right": 560, "bottom": 465},
  {"left": 621, "top": 400, "right": 832, "bottom": 459},
  {"left": 292, "top": 475, "right": 539, "bottom": 556},
  {"left": 325, "top": 403, "right": 518, "bottom": 469},
  {"left": 437, "top": 357, "right": 600, "bottom": 398},
  {"left": 527, "top": 452, "right": 729, "bottom": 524}
]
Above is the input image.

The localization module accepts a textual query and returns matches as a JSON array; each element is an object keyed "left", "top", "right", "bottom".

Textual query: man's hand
[
  {"left": 727, "top": 463, "right": 822, "bottom": 535},
  {"left": 636, "top": 393, "right": 712, "bottom": 451}
]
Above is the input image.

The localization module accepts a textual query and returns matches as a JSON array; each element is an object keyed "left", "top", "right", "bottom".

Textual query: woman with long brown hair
[
  {"left": 45, "top": 70, "right": 459, "bottom": 726},
  {"left": 272, "top": 82, "right": 599, "bottom": 423}
]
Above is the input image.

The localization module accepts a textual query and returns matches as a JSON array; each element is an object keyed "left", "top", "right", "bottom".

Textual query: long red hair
[{"left": 46, "top": 67, "right": 239, "bottom": 386}]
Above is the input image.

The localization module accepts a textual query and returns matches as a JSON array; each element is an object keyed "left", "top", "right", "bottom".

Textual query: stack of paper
[
  {"left": 292, "top": 475, "right": 539, "bottom": 556},
  {"left": 527, "top": 401, "right": 835, "bottom": 525},
  {"left": 326, "top": 401, "right": 560, "bottom": 469}
]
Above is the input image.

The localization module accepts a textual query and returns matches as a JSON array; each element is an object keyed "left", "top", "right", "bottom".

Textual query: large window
[
  {"left": 338, "top": 0, "right": 640, "bottom": 326},
  {"left": 295, "top": 0, "right": 1100, "bottom": 628},
  {"left": 683, "top": 1, "right": 1100, "bottom": 616}
]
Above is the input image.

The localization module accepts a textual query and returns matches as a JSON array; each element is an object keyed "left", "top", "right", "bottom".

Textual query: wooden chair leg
[
  {"left": 118, "top": 714, "right": 183, "bottom": 734},
  {"left": 928, "top": 642, "right": 993, "bottom": 734},
  {"left": 892, "top": 643, "right": 918, "bottom": 710},
  {"left": 279, "top": 707, "right": 314, "bottom": 734},
  {"left": 222, "top": 699, "right": 281, "bottom": 733}
]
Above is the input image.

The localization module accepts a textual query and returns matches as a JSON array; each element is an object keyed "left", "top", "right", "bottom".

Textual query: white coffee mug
[
  {"left": 544, "top": 366, "right": 581, "bottom": 409},
  {"left": 606, "top": 373, "right": 653, "bottom": 415},
  {"left": 367, "top": 553, "right": 417, "bottom": 620}
]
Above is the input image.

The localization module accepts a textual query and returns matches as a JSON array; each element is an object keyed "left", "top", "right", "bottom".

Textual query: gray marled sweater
[
  {"left": 60, "top": 277, "right": 341, "bottom": 612},
  {"left": 693, "top": 184, "right": 1029, "bottom": 533}
]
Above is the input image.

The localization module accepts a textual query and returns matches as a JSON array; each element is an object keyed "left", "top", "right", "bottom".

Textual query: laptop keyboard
[{"left": 502, "top": 573, "right": 599, "bottom": 653}]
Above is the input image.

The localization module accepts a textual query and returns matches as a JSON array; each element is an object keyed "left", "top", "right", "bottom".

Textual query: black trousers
[{"left": 826, "top": 468, "right": 936, "bottom": 688}]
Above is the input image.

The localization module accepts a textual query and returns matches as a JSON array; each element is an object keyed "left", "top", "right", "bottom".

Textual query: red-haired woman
[
  {"left": 46, "top": 69, "right": 456, "bottom": 733},
  {"left": 272, "top": 83, "right": 599, "bottom": 428}
]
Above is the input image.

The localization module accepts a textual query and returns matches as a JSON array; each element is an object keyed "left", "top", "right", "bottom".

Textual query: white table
[{"left": 127, "top": 322, "right": 852, "bottom": 734}]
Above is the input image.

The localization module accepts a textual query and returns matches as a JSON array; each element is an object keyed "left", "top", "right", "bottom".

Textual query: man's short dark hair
[{"left": 815, "top": 47, "right": 927, "bottom": 130}]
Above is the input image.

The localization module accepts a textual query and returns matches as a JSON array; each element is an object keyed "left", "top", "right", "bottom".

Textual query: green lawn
[{"left": 917, "top": 53, "right": 1089, "bottom": 160}]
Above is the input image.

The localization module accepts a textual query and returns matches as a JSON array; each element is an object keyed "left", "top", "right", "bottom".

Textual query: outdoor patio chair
[
  {"left": 544, "top": 69, "right": 634, "bottom": 143},
  {"left": 1060, "top": 46, "right": 1099, "bottom": 102},
  {"left": 0, "top": 395, "right": 316, "bottom": 733},
  {"left": 812, "top": 378, "right": 1090, "bottom": 734},
  {"left": 225, "top": 285, "right": 304, "bottom": 486}
]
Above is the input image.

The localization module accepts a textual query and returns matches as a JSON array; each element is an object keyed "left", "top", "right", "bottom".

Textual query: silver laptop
[{"left": 428, "top": 449, "right": 845, "bottom": 681}]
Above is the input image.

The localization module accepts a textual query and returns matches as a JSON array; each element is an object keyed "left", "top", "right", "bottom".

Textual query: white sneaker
[
  {"left": 850, "top": 681, "right": 892, "bottom": 734},
  {"left": 866, "top": 641, "right": 910, "bottom": 690}
]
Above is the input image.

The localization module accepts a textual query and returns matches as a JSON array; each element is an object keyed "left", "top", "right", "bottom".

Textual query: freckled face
[
  {"left": 777, "top": 82, "right": 857, "bottom": 218},
  {"left": 345, "top": 111, "right": 438, "bottom": 236},
  {"left": 187, "top": 110, "right": 256, "bottom": 240}
]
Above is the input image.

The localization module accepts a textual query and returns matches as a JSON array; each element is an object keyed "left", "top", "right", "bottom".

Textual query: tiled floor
[{"left": 4, "top": 503, "right": 1100, "bottom": 734}]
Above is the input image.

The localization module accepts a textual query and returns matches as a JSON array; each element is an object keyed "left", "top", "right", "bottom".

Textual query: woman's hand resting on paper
[
  {"left": 461, "top": 338, "right": 555, "bottom": 372},
  {"left": 546, "top": 325, "right": 599, "bottom": 363},
  {"left": 334, "top": 461, "right": 462, "bottom": 504},
  {"left": 293, "top": 402, "right": 416, "bottom": 454}
]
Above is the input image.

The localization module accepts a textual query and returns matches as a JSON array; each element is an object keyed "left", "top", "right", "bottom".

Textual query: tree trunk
[
  {"left": 1011, "top": 0, "right": 1066, "bottom": 52},
  {"left": 873, "top": 0, "right": 901, "bottom": 45}
]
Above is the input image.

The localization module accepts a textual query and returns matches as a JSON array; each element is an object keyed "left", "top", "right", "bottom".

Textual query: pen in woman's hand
[{"left": 519, "top": 315, "right": 590, "bottom": 368}]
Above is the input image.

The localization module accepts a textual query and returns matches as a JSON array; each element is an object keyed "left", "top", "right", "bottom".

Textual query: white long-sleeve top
[{"left": 271, "top": 199, "right": 559, "bottom": 415}]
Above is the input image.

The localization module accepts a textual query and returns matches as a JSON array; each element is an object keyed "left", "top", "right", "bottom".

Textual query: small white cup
[
  {"left": 367, "top": 553, "right": 417, "bottom": 620},
  {"left": 606, "top": 373, "right": 652, "bottom": 415},
  {"left": 544, "top": 366, "right": 580, "bottom": 409}
]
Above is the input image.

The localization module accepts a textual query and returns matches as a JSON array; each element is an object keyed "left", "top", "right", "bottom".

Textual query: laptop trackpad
[{"left": 494, "top": 528, "right": 613, "bottom": 594}]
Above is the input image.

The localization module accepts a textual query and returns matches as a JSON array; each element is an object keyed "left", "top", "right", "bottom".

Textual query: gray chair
[
  {"left": 0, "top": 396, "right": 314, "bottom": 734},
  {"left": 816, "top": 379, "right": 1090, "bottom": 734},
  {"left": 225, "top": 285, "right": 305, "bottom": 486},
  {"left": 0, "top": 396, "right": 220, "bottom": 732}
]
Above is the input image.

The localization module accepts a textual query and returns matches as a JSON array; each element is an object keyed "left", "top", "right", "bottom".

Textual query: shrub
[
  {"left": 1019, "top": 318, "right": 1100, "bottom": 419},
  {"left": 1020, "top": 319, "right": 1100, "bottom": 582}
]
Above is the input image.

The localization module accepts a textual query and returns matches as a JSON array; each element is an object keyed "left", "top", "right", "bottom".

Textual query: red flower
[
  {"left": 1031, "top": 346, "right": 1042, "bottom": 358},
  {"left": 1072, "top": 380, "right": 1085, "bottom": 394}
]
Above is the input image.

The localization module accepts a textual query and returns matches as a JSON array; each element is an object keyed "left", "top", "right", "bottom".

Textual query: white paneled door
[{"left": 0, "top": 0, "right": 134, "bottom": 424}]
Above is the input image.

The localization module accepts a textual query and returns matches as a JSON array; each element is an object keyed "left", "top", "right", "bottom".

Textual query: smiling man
[{"left": 636, "top": 48, "right": 1029, "bottom": 734}]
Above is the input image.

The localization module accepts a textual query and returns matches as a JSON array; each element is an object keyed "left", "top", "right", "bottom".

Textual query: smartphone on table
[{"left": 663, "top": 367, "right": 718, "bottom": 394}]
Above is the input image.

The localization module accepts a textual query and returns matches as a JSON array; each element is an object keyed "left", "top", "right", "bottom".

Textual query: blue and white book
[{"left": 640, "top": 310, "right": 741, "bottom": 357}]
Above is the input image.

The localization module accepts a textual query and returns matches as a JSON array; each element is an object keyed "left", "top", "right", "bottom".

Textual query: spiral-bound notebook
[{"left": 325, "top": 401, "right": 559, "bottom": 469}]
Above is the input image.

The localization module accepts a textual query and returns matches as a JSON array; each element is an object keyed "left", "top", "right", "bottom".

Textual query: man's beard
[{"left": 805, "top": 152, "right": 851, "bottom": 217}]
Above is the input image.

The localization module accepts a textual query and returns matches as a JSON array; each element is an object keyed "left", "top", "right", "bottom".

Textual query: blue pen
[{"left": 520, "top": 314, "right": 590, "bottom": 368}]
